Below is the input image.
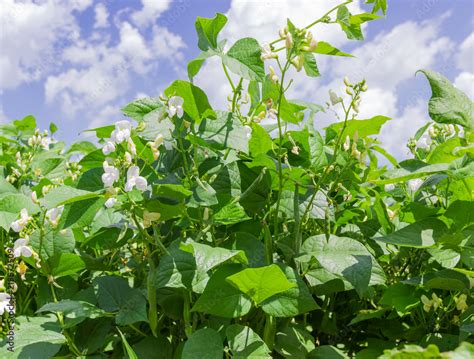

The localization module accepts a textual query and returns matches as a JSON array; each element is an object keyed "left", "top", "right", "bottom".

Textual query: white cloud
[
  {"left": 457, "top": 33, "right": 474, "bottom": 73},
  {"left": 0, "top": 104, "right": 8, "bottom": 124},
  {"left": 379, "top": 100, "right": 430, "bottom": 159},
  {"left": 132, "top": 0, "right": 172, "bottom": 28},
  {"left": 331, "top": 21, "right": 454, "bottom": 89},
  {"left": 94, "top": 3, "right": 109, "bottom": 29},
  {"left": 0, "top": 0, "right": 92, "bottom": 91},
  {"left": 454, "top": 71, "right": 474, "bottom": 100}
]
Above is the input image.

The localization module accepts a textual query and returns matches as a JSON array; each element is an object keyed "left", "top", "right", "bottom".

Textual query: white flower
[
  {"left": 11, "top": 208, "right": 31, "bottom": 232},
  {"left": 261, "top": 43, "right": 277, "bottom": 61},
  {"left": 285, "top": 32, "right": 293, "bottom": 49},
  {"left": 408, "top": 178, "right": 423, "bottom": 192},
  {"left": 384, "top": 183, "right": 395, "bottom": 192},
  {"left": 261, "top": 108, "right": 278, "bottom": 126},
  {"left": 104, "top": 198, "right": 117, "bottom": 208},
  {"left": 268, "top": 66, "right": 279, "bottom": 83},
  {"left": 110, "top": 120, "right": 132, "bottom": 144},
  {"left": 40, "top": 136, "right": 53, "bottom": 149},
  {"left": 244, "top": 125, "right": 252, "bottom": 139},
  {"left": 416, "top": 136, "right": 431, "bottom": 150},
  {"left": 329, "top": 90, "right": 342, "bottom": 105},
  {"left": 291, "top": 146, "right": 300, "bottom": 155},
  {"left": 31, "top": 191, "right": 39, "bottom": 204},
  {"left": 13, "top": 237, "right": 33, "bottom": 258},
  {"left": 101, "top": 161, "right": 120, "bottom": 188},
  {"left": 127, "top": 138, "right": 137, "bottom": 156},
  {"left": 343, "top": 136, "right": 350, "bottom": 151},
  {"left": 0, "top": 293, "right": 13, "bottom": 315},
  {"left": 167, "top": 96, "right": 184, "bottom": 118},
  {"left": 102, "top": 141, "right": 116, "bottom": 155},
  {"left": 46, "top": 206, "right": 64, "bottom": 227},
  {"left": 125, "top": 166, "right": 148, "bottom": 192},
  {"left": 124, "top": 151, "right": 133, "bottom": 165}
]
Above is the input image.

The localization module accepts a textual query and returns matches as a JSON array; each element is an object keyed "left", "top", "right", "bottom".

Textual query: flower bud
[
  {"left": 361, "top": 84, "right": 368, "bottom": 92},
  {"left": 329, "top": 90, "right": 342, "bottom": 106},
  {"left": 31, "top": 191, "right": 39, "bottom": 204},
  {"left": 291, "top": 146, "right": 300, "bottom": 155},
  {"left": 343, "top": 136, "right": 350, "bottom": 151},
  {"left": 285, "top": 32, "right": 293, "bottom": 49},
  {"left": 124, "top": 151, "right": 133, "bottom": 165},
  {"left": 346, "top": 87, "right": 353, "bottom": 96},
  {"left": 344, "top": 76, "right": 350, "bottom": 87},
  {"left": 269, "top": 66, "right": 279, "bottom": 83}
]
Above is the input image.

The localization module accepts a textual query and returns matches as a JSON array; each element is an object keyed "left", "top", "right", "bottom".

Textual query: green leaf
[
  {"left": 132, "top": 337, "right": 173, "bottom": 359},
  {"left": 326, "top": 116, "right": 391, "bottom": 139},
  {"left": 403, "top": 269, "right": 471, "bottom": 291},
  {"left": 93, "top": 276, "right": 148, "bottom": 325},
  {"left": 249, "top": 123, "right": 273, "bottom": 156},
  {"left": 374, "top": 218, "right": 447, "bottom": 248},
  {"left": 37, "top": 300, "right": 105, "bottom": 328},
  {"left": 374, "top": 161, "right": 450, "bottom": 185},
  {"left": 0, "top": 193, "right": 39, "bottom": 230},
  {"left": 275, "top": 325, "right": 315, "bottom": 358},
  {"left": 195, "top": 111, "right": 249, "bottom": 153},
  {"left": 261, "top": 264, "right": 319, "bottom": 317},
  {"left": 297, "top": 235, "right": 386, "bottom": 296},
  {"left": 418, "top": 70, "right": 474, "bottom": 129},
  {"left": 195, "top": 13, "right": 228, "bottom": 51},
  {"left": 192, "top": 264, "right": 253, "bottom": 318},
  {"left": 302, "top": 52, "right": 320, "bottom": 77},
  {"left": 41, "top": 186, "right": 100, "bottom": 209},
  {"left": 428, "top": 137, "right": 464, "bottom": 164},
  {"left": 121, "top": 97, "right": 163, "bottom": 121},
  {"left": 49, "top": 253, "right": 86, "bottom": 278},
  {"left": 0, "top": 315, "right": 65, "bottom": 359},
  {"left": 59, "top": 197, "right": 106, "bottom": 229},
  {"left": 117, "top": 328, "right": 139, "bottom": 359},
  {"left": 313, "top": 41, "right": 354, "bottom": 57},
  {"left": 164, "top": 80, "right": 215, "bottom": 124},
  {"left": 29, "top": 226, "right": 75, "bottom": 260},
  {"left": 182, "top": 328, "right": 224, "bottom": 359},
  {"left": 223, "top": 37, "right": 265, "bottom": 81},
  {"left": 226, "top": 264, "right": 296, "bottom": 305},
  {"left": 180, "top": 238, "right": 248, "bottom": 271},
  {"left": 84, "top": 125, "right": 114, "bottom": 139},
  {"left": 214, "top": 202, "right": 250, "bottom": 225},
  {"left": 310, "top": 345, "right": 349, "bottom": 358},
  {"left": 226, "top": 324, "right": 271, "bottom": 359},
  {"left": 262, "top": 76, "right": 306, "bottom": 124},
  {"left": 379, "top": 283, "right": 420, "bottom": 316}
]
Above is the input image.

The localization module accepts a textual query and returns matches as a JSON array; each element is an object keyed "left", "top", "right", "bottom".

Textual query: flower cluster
[{"left": 421, "top": 293, "right": 443, "bottom": 312}]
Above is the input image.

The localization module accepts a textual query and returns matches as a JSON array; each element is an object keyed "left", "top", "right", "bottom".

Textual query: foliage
[{"left": 1, "top": 1, "right": 473, "bottom": 358}]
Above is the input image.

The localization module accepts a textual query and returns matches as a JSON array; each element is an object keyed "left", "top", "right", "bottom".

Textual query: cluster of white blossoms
[
  {"left": 11, "top": 208, "right": 32, "bottom": 232},
  {"left": 27, "top": 129, "right": 54, "bottom": 150},
  {"left": 0, "top": 292, "right": 13, "bottom": 315},
  {"left": 46, "top": 206, "right": 64, "bottom": 227},
  {"left": 407, "top": 178, "right": 423, "bottom": 192},
  {"left": 10, "top": 209, "right": 34, "bottom": 259}
]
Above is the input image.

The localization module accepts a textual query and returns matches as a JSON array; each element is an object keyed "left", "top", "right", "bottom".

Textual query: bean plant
[{"left": 1, "top": 0, "right": 473, "bottom": 358}]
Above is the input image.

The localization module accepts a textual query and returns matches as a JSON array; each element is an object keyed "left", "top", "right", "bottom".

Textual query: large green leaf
[
  {"left": 29, "top": 226, "right": 75, "bottom": 260},
  {"left": 0, "top": 315, "right": 65, "bottom": 359},
  {"left": 297, "top": 235, "right": 386, "bottom": 296},
  {"left": 374, "top": 218, "right": 447, "bottom": 248},
  {"left": 223, "top": 37, "right": 265, "bottom": 81},
  {"left": 226, "top": 324, "right": 271, "bottom": 359},
  {"left": 194, "top": 111, "right": 249, "bottom": 153},
  {"left": 41, "top": 186, "right": 100, "bottom": 209},
  {"left": 418, "top": 70, "right": 474, "bottom": 129},
  {"left": 274, "top": 325, "right": 316, "bottom": 358},
  {"left": 379, "top": 283, "right": 420, "bottom": 316},
  {"left": 93, "top": 276, "right": 148, "bottom": 325},
  {"left": 261, "top": 264, "right": 319, "bottom": 317},
  {"left": 164, "top": 80, "right": 215, "bottom": 123},
  {"left": 192, "top": 264, "right": 253, "bottom": 318},
  {"left": 326, "top": 116, "right": 390, "bottom": 139},
  {"left": 121, "top": 97, "right": 163, "bottom": 121},
  {"left": 182, "top": 328, "right": 224, "bottom": 359},
  {"left": 226, "top": 264, "right": 296, "bottom": 305},
  {"left": 195, "top": 13, "right": 228, "bottom": 51}
]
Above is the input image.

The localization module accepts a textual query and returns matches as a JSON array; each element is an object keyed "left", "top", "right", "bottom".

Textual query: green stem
[
  {"left": 222, "top": 62, "right": 236, "bottom": 92},
  {"left": 263, "top": 314, "right": 276, "bottom": 350}
]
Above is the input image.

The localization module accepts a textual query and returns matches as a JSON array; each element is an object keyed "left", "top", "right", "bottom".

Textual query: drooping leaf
[{"left": 418, "top": 70, "right": 474, "bottom": 129}]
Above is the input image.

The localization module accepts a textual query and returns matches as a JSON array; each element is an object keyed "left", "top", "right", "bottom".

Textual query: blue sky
[{"left": 1, "top": 0, "right": 473, "bottom": 158}]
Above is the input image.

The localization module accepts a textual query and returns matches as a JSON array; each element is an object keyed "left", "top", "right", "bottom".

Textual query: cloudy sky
[{"left": 0, "top": 0, "right": 473, "bottom": 159}]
